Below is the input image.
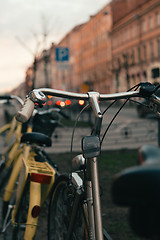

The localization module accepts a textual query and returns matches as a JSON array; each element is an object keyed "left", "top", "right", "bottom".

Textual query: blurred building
[
  {"left": 22, "top": 0, "right": 160, "bottom": 96},
  {"left": 111, "top": 0, "right": 160, "bottom": 92},
  {"left": 51, "top": 3, "right": 112, "bottom": 93}
]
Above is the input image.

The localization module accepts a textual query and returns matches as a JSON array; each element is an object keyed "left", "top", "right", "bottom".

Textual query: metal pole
[{"left": 90, "top": 157, "right": 104, "bottom": 240}]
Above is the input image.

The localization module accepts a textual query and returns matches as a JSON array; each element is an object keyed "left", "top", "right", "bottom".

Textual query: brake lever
[
  {"left": 140, "top": 82, "right": 158, "bottom": 97},
  {"left": 149, "top": 94, "right": 160, "bottom": 116}
]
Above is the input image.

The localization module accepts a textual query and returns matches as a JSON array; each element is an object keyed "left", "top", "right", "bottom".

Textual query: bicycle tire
[{"left": 48, "top": 174, "right": 89, "bottom": 240}]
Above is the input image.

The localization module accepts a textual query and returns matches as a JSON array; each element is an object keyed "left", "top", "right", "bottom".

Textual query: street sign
[{"left": 55, "top": 47, "right": 69, "bottom": 61}]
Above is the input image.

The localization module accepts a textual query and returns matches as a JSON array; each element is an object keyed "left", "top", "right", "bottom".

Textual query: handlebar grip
[{"left": 15, "top": 98, "right": 35, "bottom": 123}]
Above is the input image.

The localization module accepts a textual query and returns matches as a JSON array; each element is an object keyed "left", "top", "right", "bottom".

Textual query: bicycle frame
[
  {"left": 3, "top": 124, "right": 32, "bottom": 202},
  {"left": 68, "top": 92, "right": 104, "bottom": 240},
  {"left": 0, "top": 95, "right": 24, "bottom": 168},
  {"left": 2, "top": 107, "right": 64, "bottom": 238},
  {"left": 11, "top": 144, "right": 56, "bottom": 240}
]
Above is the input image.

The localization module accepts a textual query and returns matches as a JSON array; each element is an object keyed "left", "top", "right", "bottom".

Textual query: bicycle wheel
[{"left": 48, "top": 174, "right": 89, "bottom": 240}]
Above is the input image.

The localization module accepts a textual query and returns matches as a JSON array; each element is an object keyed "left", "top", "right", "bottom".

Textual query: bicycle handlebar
[
  {"left": 15, "top": 83, "right": 160, "bottom": 123},
  {"left": 0, "top": 95, "right": 12, "bottom": 100},
  {"left": 38, "top": 88, "right": 140, "bottom": 100},
  {"left": 0, "top": 95, "right": 24, "bottom": 106}
]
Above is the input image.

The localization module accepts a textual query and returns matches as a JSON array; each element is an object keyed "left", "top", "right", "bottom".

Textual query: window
[
  {"left": 157, "top": 38, "right": 160, "bottom": 58},
  {"left": 156, "top": 12, "right": 160, "bottom": 26},
  {"left": 137, "top": 24, "right": 140, "bottom": 35},
  {"left": 131, "top": 26, "right": 134, "bottom": 38},
  {"left": 149, "top": 16, "right": 153, "bottom": 29},
  {"left": 143, "top": 71, "right": 147, "bottom": 79},
  {"left": 142, "top": 20, "right": 146, "bottom": 32},
  {"left": 131, "top": 49, "right": 135, "bottom": 65},
  {"left": 150, "top": 41, "right": 154, "bottom": 60},
  {"left": 137, "top": 47, "right": 141, "bottom": 62},
  {"left": 126, "top": 29, "right": 129, "bottom": 40},
  {"left": 143, "top": 44, "right": 147, "bottom": 61}
]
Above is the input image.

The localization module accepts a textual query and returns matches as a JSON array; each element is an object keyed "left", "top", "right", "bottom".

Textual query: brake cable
[{"left": 100, "top": 83, "right": 141, "bottom": 146}]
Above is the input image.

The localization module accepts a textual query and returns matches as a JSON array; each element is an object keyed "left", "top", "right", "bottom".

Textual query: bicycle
[
  {"left": 16, "top": 82, "right": 160, "bottom": 240},
  {"left": 1, "top": 105, "right": 67, "bottom": 239},
  {"left": 0, "top": 95, "right": 25, "bottom": 190}
]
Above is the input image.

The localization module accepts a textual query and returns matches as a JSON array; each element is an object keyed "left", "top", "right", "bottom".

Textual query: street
[
  {"left": 0, "top": 103, "right": 159, "bottom": 154},
  {"left": 46, "top": 104, "right": 159, "bottom": 153}
]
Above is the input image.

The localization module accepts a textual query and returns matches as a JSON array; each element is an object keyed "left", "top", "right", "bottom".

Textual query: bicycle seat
[
  {"left": 21, "top": 132, "right": 52, "bottom": 147},
  {"left": 139, "top": 144, "right": 160, "bottom": 165},
  {"left": 111, "top": 163, "right": 160, "bottom": 206}
]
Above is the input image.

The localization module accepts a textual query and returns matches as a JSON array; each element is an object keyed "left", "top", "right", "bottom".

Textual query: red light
[
  {"left": 79, "top": 100, "right": 85, "bottom": 105},
  {"left": 30, "top": 173, "right": 51, "bottom": 184},
  {"left": 47, "top": 100, "right": 52, "bottom": 106},
  {"left": 65, "top": 100, "right": 71, "bottom": 106},
  {"left": 56, "top": 100, "right": 62, "bottom": 106},
  {"left": 35, "top": 102, "right": 46, "bottom": 106},
  {"left": 31, "top": 205, "right": 41, "bottom": 218}
]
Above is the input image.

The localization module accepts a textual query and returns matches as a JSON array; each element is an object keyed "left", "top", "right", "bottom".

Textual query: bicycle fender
[{"left": 24, "top": 181, "right": 41, "bottom": 240}]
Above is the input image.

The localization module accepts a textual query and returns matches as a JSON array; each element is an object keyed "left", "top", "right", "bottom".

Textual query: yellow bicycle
[
  {"left": 2, "top": 105, "right": 66, "bottom": 240},
  {"left": 0, "top": 95, "right": 25, "bottom": 190}
]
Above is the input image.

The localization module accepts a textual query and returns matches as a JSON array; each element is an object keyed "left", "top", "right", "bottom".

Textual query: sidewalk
[{"left": 46, "top": 119, "right": 158, "bottom": 154}]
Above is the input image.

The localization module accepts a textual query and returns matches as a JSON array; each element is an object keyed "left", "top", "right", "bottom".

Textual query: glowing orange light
[
  {"left": 56, "top": 100, "right": 62, "bottom": 106},
  {"left": 35, "top": 102, "right": 46, "bottom": 106},
  {"left": 47, "top": 95, "right": 52, "bottom": 99},
  {"left": 79, "top": 100, "right": 85, "bottom": 105},
  {"left": 47, "top": 100, "right": 52, "bottom": 106},
  {"left": 65, "top": 100, "right": 71, "bottom": 105}
]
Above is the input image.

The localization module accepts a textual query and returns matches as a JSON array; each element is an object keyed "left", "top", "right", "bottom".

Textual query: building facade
[
  {"left": 51, "top": 3, "right": 112, "bottom": 93},
  {"left": 111, "top": 0, "right": 160, "bottom": 92},
  {"left": 23, "top": 0, "right": 160, "bottom": 96}
]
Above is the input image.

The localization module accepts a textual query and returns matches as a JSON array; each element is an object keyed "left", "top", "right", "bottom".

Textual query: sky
[{"left": 0, "top": 0, "right": 110, "bottom": 93}]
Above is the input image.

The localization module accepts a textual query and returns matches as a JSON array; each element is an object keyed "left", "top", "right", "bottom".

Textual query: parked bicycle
[
  {"left": 15, "top": 82, "right": 160, "bottom": 240},
  {"left": 0, "top": 95, "right": 25, "bottom": 190},
  {"left": 1, "top": 104, "right": 68, "bottom": 240}
]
